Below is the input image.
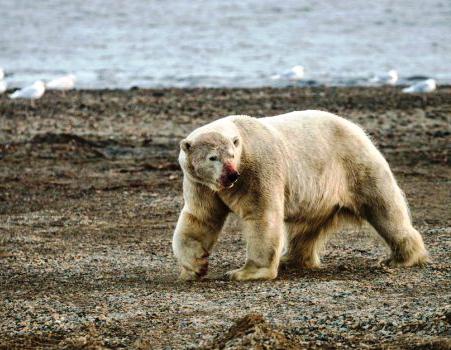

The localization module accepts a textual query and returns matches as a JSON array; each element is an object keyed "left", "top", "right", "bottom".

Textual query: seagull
[
  {"left": 271, "top": 65, "right": 305, "bottom": 81},
  {"left": 10, "top": 81, "right": 46, "bottom": 103},
  {"left": 370, "top": 70, "right": 398, "bottom": 85},
  {"left": 402, "top": 79, "right": 437, "bottom": 93},
  {"left": 0, "top": 67, "right": 4, "bottom": 80},
  {"left": 46, "top": 74, "right": 76, "bottom": 91},
  {"left": 0, "top": 80, "right": 7, "bottom": 94}
]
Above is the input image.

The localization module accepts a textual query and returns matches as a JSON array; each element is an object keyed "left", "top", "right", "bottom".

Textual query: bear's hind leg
[
  {"left": 298, "top": 234, "right": 324, "bottom": 269},
  {"left": 282, "top": 207, "right": 348, "bottom": 269},
  {"left": 283, "top": 225, "right": 333, "bottom": 270},
  {"left": 363, "top": 185, "right": 428, "bottom": 267}
]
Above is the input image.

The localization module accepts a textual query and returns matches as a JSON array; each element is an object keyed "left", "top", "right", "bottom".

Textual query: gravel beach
[{"left": 0, "top": 87, "right": 450, "bottom": 349}]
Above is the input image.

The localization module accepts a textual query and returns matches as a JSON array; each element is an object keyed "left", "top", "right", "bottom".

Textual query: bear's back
[
  {"left": 259, "top": 110, "right": 375, "bottom": 155},
  {"left": 258, "top": 110, "right": 388, "bottom": 175},
  {"left": 260, "top": 110, "right": 358, "bottom": 135}
]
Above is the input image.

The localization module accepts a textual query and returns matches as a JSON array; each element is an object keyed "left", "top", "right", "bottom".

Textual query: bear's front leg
[
  {"left": 173, "top": 209, "right": 226, "bottom": 280},
  {"left": 227, "top": 210, "right": 284, "bottom": 281}
]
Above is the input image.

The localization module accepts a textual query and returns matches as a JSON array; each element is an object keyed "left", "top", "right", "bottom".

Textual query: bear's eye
[
  {"left": 233, "top": 138, "right": 239, "bottom": 146},
  {"left": 209, "top": 155, "right": 218, "bottom": 161}
]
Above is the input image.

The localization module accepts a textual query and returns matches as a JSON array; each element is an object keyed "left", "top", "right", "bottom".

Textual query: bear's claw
[{"left": 179, "top": 258, "right": 209, "bottom": 280}]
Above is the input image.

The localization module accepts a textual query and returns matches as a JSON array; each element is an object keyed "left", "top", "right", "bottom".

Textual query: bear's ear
[{"left": 180, "top": 139, "right": 192, "bottom": 153}]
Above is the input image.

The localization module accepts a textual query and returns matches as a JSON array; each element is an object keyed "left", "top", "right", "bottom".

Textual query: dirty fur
[{"left": 172, "top": 110, "right": 429, "bottom": 281}]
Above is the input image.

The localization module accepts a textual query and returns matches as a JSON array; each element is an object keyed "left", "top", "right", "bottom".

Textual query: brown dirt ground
[{"left": 0, "top": 87, "right": 450, "bottom": 349}]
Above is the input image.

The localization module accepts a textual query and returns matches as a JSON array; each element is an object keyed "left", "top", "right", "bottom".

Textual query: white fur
[{"left": 173, "top": 111, "right": 429, "bottom": 281}]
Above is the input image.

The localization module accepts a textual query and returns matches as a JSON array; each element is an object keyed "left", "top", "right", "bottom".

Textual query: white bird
[
  {"left": 402, "top": 79, "right": 437, "bottom": 93},
  {"left": 0, "top": 80, "right": 7, "bottom": 94},
  {"left": 370, "top": 70, "right": 398, "bottom": 85},
  {"left": 10, "top": 80, "right": 46, "bottom": 100},
  {"left": 271, "top": 65, "right": 305, "bottom": 81},
  {"left": 0, "top": 67, "right": 4, "bottom": 80},
  {"left": 46, "top": 74, "right": 76, "bottom": 91}
]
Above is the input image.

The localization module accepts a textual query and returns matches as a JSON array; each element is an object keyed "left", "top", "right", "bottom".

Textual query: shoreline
[{"left": 3, "top": 83, "right": 451, "bottom": 92}]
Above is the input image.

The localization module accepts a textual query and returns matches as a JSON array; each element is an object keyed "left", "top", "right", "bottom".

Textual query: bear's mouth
[
  {"left": 219, "top": 170, "right": 240, "bottom": 189},
  {"left": 220, "top": 181, "right": 235, "bottom": 189}
]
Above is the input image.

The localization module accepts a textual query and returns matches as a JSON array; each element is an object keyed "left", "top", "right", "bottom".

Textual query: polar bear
[{"left": 172, "top": 111, "right": 428, "bottom": 281}]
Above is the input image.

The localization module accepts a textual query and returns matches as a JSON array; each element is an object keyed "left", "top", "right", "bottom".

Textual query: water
[{"left": 1, "top": 0, "right": 450, "bottom": 89}]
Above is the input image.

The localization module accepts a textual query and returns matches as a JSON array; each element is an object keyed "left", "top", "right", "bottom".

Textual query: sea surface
[{"left": 1, "top": 0, "right": 450, "bottom": 89}]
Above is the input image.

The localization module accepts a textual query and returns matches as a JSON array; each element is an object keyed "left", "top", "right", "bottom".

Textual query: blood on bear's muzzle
[
  {"left": 220, "top": 163, "right": 240, "bottom": 188},
  {"left": 227, "top": 171, "right": 240, "bottom": 183}
]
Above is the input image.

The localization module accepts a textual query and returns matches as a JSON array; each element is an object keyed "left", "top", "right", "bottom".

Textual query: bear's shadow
[{"left": 208, "top": 257, "right": 397, "bottom": 282}]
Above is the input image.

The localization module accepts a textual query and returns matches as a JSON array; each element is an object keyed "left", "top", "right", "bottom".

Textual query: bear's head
[{"left": 179, "top": 131, "right": 242, "bottom": 191}]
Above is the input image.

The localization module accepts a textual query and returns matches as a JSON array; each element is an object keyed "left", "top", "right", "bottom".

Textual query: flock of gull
[
  {"left": 271, "top": 66, "right": 437, "bottom": 93},
  {"left": 0, "top": 69, "right": 76, "bottom": 100},
  {"left": 0, "top": 66, "right": 438, "bottom": 102}
]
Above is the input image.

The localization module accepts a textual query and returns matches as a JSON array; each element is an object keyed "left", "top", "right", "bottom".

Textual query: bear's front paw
[
  {"left": 179, "top": 257, "right": 209, "bottom": 281},
  {"left": 226, "top": 267, "right": 277, "bottom": 281},
  {"left": 380, "top": 254, "right": 428, "bottom": 268},
  {"left": 174, "top": 236, "right": 210, "bottom": 280}
]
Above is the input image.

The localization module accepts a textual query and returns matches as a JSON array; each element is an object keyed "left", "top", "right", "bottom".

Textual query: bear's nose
[{"left": 227, "top": 171, "right": 240, "bottom": 183}]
